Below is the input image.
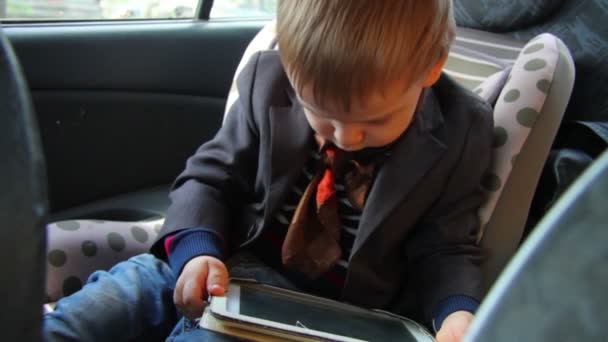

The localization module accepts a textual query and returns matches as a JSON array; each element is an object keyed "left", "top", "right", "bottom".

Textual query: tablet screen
[{"left": 233, "top": 284, "right": 419, "bottom": 342}]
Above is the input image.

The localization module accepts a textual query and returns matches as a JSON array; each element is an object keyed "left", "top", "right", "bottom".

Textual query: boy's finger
[
  {"left": 436, "top": 326, "right": 460, "bottom": 342},
  {"left": 173, "top": 274, "right": 185, "bottom": 307},
  {"left": 435, "top": 328, "right": 450, "bottom": 342},
  {"left": 182, "top": 278, "right": 206, "bottom": 318},
  {"left": 206, "top": 263, "right": 228, "bottom": 296}
]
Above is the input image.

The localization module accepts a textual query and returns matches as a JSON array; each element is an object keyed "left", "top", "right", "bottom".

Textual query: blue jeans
[{"left": 44, "top": 253, "right": 298, "bottom": 341}]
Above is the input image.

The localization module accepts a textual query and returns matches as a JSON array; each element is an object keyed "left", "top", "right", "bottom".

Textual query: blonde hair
[{"left": 277, "top": 0, "right": 455, "bottom": 111}]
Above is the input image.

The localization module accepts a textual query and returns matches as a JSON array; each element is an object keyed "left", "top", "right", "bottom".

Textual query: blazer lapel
[
  {"left": 352, "top": 89, "right": 447, "bottom": 256},
  {"left": 263, "top": 97, "right": 312, "bottom": 227}
]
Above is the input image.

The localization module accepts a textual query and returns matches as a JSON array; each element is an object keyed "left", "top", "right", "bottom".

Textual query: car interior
[{"left": 1, "top": 0, "right": 607, "bottom": 340}]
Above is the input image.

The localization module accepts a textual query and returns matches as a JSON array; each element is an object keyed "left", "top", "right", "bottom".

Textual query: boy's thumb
[{"left": 206, "top": 262, "right": 229, "bottom": 296}]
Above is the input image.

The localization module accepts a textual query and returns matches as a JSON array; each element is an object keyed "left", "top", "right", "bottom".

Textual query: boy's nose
[{"left": 333, "top": 125, "right": 364, "bottom": 150}]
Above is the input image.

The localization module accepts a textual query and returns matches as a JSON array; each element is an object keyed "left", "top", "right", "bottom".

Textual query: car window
[
  {"left": 0, "top": 0, "right": 277, "bottom": 21},
  {"left": 210, "top": 0, "right": 276, "bottom": 19},
  {"left": 0, "top": 0, "right": 200, "bottom": 21}
]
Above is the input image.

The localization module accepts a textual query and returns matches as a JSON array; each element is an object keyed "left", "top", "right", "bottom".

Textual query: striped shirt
[{"left": 252, "top": 148, "right": 365, "bottom": 299}]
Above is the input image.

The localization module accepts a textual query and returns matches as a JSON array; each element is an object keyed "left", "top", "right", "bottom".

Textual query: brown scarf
[{"left": 281, "top": 135, "right": 388, "bottom": 278}]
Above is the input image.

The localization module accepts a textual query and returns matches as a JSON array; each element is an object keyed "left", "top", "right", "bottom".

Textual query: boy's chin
[
  {"left": 338, "top": 143, "right": 388, "bottom": 152},
  {"left": 336, "top": 142, "right": 383, "bottom": 151},
  {"left": 338, "top": 145, "right": 365, "bottom": 152}
]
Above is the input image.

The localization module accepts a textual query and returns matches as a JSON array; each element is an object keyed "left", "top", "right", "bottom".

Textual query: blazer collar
[{"left": 263, "top": 87, "right": 313, "bottom": 226}]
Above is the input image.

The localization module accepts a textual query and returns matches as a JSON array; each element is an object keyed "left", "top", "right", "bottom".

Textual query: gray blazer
[{"left": 152, "top": 50, "right": 494, "bottom": 323}]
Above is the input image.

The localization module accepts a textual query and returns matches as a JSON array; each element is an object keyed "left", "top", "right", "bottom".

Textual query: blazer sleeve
[
  {"left": 404, "top": 100, "right": 494, "bottom": 323},
  {"left": 150, "top": 52, "right": 264, "bottom": 259}
]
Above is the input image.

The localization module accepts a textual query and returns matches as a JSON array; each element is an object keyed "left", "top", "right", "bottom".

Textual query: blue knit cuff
[
  {"left": 167, "top": 228, "right": 225, "bottom": 276},
  {"left": 432, "top": 295, "right": 479, "bottom": 332}
]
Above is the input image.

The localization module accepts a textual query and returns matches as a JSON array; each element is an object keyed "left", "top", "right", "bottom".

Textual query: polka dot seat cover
[
  {"left": 474, "top": 34, "right": 564, "bottom": 239},
  {"left": 46, "top": 219, "right": 163, "bottom": 301}
]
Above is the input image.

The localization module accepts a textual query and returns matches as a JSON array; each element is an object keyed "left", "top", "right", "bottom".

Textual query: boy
[{"left": 45, "top": 1, "right": 492, "bottom": 341}]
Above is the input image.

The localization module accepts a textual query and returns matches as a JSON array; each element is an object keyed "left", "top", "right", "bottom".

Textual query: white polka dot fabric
[
  {"left": 475, "top": 33, "right": 562, "bottom": 240},
  {"left": 45, "top": 219, "right": 163, "bottom": 301}
]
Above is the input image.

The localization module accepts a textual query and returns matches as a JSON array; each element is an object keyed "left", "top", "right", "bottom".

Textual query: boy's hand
[
  {"left": 435, "top": 311, "right": 474, "bottom": 342},
  {"left": 173, "top": 255, "right": 228, "bottom": 320}
]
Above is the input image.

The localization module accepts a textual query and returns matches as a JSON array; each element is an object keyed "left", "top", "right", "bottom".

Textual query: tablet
[{"left": 207, "top": 279, "right": 434, "bottom": 342}]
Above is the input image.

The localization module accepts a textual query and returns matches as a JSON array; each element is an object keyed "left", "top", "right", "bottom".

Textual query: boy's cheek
[{"left": 308, "top": 121, "right": 334, "bottom": 139}]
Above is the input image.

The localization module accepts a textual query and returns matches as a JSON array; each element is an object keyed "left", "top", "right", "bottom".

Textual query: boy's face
[
  {"left": 291, "top": 57, "right": 445, "bottom": 151},
  {"left": 296, "top": 78, "right": 424, "bottom": 151}
]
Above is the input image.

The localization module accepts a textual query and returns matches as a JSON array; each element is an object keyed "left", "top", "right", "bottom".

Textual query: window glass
[
  {"left": 210, "top": 0, "right": 276, "bottom": 19},
  {"left": 0, "top": 0, "right": 200, "bottom": 21}
]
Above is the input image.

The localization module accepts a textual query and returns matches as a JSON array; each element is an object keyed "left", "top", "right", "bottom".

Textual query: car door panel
[{"left": 5, "top": 20, "right": 267, "bottom": 214}]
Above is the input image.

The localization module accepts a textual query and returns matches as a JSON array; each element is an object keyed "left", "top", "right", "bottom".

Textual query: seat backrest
[
  {"left": 466, "top": 149, "right": 608, "bottom": 342},
  {"left": 0, "top": 29, "right": 48, "bottom": 340},
  {"left": 473, "top": 33, "right": 575, "bottom": 290},
  {"left": 225, "top": 22, "right": 575, "bottom": 293}
]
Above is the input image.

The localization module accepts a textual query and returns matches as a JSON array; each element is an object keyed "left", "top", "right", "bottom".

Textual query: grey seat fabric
[
  {"left": 478, "top": 36, "right": 575, "bottom": 291},
  {"left": 0, "top": 30, "right": 48, "bottom": 341},
  {"left": 454, "top": 0, "right": 567, "bottom": 32},
  {"left": 466, "top": 150, "right": 608, "bottom": 342},
  {"left": 454, "top": 0, "right": 608, "bottom": 122}
]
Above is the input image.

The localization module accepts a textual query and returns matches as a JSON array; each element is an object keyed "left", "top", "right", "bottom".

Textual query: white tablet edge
[
  {"left": 210, "top": 283, "right": 365, "bottom": 342},
  {"left": 209, "top": 282, "right": 434, "bottom": 342}
]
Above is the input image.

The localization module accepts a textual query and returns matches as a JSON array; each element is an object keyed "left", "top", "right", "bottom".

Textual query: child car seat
[{"left": 44, "top": 22, "right": 575, "bottom": 301}]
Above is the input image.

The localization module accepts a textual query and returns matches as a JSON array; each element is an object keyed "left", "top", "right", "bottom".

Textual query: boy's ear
[{"left": 422, "top": 54, "right": 448, "bottom": 87}]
